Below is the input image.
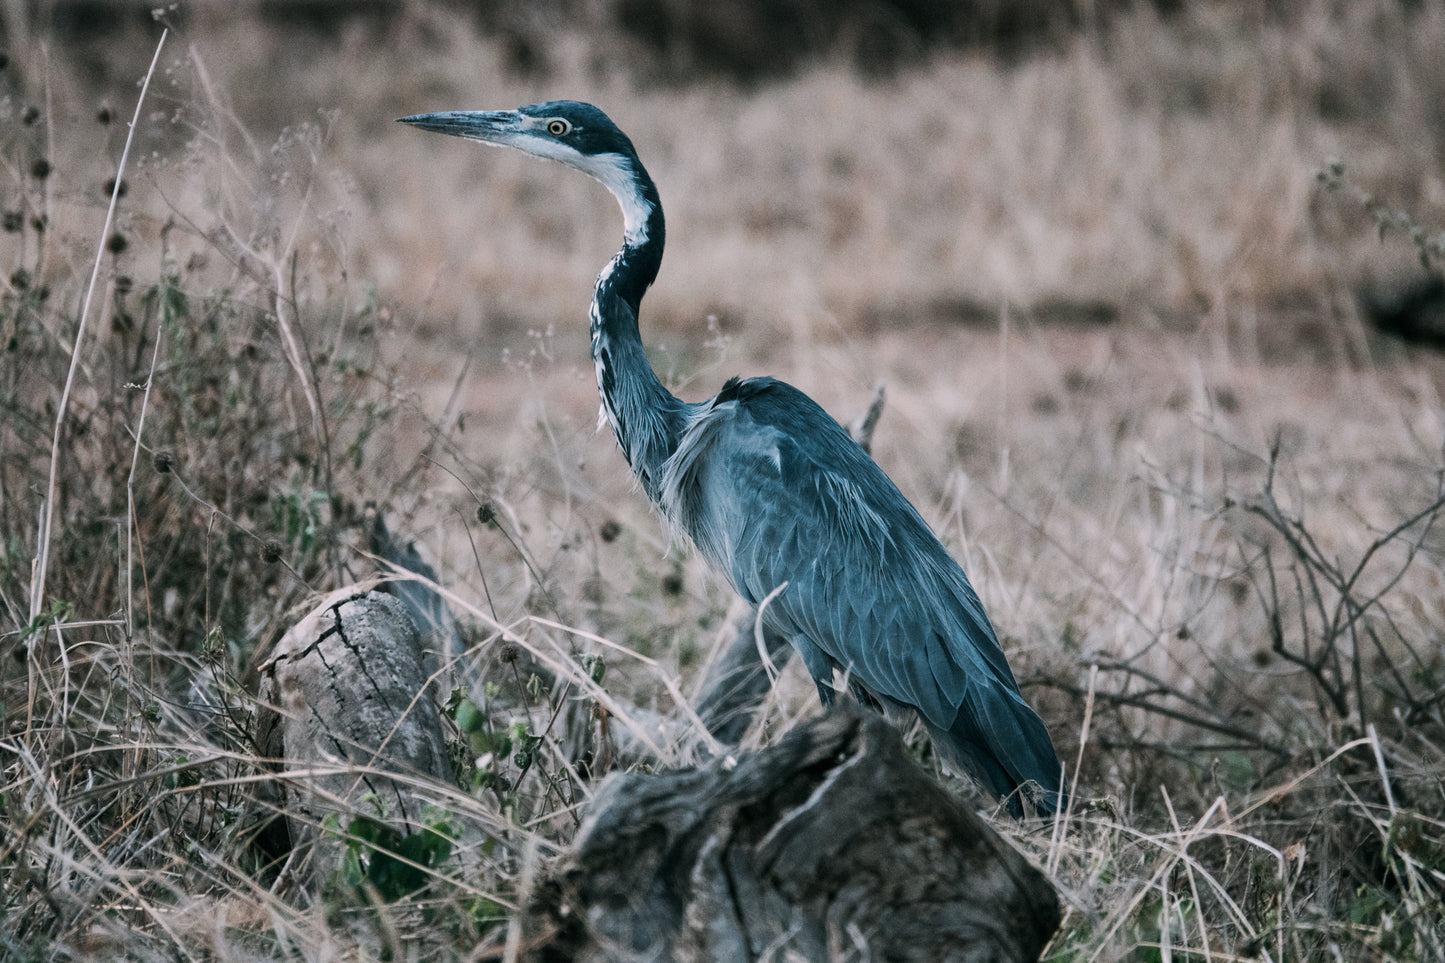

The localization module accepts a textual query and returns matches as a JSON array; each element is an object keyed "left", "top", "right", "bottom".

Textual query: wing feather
[{"left": 660, "top": 377, "right": 1061, "bottom": 807}]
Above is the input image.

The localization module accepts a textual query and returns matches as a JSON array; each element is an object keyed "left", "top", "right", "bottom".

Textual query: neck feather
[{"left": 586, "top": 154, "right": 683, "bottom": 502}]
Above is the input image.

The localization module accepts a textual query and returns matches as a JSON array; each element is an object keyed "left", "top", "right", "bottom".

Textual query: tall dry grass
[{"left": 1, "top": 1, "right": 1443, "bottom": 959}]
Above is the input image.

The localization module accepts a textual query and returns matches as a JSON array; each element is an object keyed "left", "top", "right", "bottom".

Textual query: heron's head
[
  {"left": 400, "top": 100, "right": 658, "bottom": 241},
  {"left": 399, "top": 100, "right": 644, "bottom": 193}
]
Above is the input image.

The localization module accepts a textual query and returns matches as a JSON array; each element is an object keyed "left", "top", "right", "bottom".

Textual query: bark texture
[
  {"left": 694, "top": 615, "right": 794, "bottom": 745},
  {"left": 254, "top": 588, "right": 454, "bottom": 886},
  {"left": 367, "top": 504, "right": 466, "bottom": 672},
  {"left": 527, "top": 706, "right": 1060, "bottom": 962}
]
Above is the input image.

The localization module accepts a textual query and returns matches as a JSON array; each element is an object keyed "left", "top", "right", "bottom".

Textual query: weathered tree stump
[
  {"left": 526, "top": 705, "right": 1061, "bottom": 962},
  {"left": 254, "top": 588, "right": 455, "bottom": 888},
  {"left": 249, "top": 500, "right": 1058, "bottom": 961}
]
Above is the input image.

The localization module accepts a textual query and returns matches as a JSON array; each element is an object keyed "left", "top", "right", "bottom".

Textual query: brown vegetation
[{"left": 1, "top": 1, "right": 1443, "bottom": 959}]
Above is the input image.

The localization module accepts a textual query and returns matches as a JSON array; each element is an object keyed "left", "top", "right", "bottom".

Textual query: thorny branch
[
  {"left": 1054, "top": 434, "right": 1445, "bottom": 770},
  {"left": 1242, "top": 440, "right": 1445, "bottom": 732}
]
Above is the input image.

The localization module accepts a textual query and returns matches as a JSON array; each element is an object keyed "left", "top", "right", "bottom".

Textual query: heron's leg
[
  {"left": 848, "top": 679, "right": 882, "bottom": 712},
  {"left": 790, "top": 635, "right": 838, "bottom": 708},
  {"left": 814, "top": 679, "right": 837, "bottom": 707}
]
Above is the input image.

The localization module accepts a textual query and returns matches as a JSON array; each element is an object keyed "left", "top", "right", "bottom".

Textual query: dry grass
[{"left": 2, "top": 2, "right": 1444, "bottom": 959}]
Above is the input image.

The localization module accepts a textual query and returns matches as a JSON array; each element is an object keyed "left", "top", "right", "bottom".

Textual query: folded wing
[{"left": 662, "top": 377, "right": 1063, "bottom": 812}]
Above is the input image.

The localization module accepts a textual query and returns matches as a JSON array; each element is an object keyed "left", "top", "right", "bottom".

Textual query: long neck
[{"left": 589, "top": 157, "right": 685, "bottom": 503}]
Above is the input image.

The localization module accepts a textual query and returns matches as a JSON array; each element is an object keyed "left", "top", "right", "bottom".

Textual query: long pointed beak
[{"left": 396, "top": 110, "right": 524, "bottom": 143}]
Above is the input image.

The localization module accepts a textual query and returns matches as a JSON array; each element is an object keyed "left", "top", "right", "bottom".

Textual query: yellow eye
[{"left": 546, "top": 119, "right": 571, "bottom": 136}]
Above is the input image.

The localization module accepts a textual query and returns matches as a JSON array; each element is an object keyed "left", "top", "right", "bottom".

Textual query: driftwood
[
  {"left": 525, "top": 705, "right": 1060, "bottom": 962},
  {"left": 253, "top": 588, "right": 454, "bottom": 887}
]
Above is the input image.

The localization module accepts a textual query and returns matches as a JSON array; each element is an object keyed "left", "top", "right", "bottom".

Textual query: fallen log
[
  {"left": 524, "top": 705, "right": 1061, "bottom": 962},
  {"left": 253, "top": 588, "right": 456, "bottom": 890}
]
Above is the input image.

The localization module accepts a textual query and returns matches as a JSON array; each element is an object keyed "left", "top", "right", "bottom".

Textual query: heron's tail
[{"left": 926, "top": 691, "right": 1066, "bottom": 818}]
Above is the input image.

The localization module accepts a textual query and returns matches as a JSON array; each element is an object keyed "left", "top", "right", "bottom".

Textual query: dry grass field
[{"left": 2, "top": 1, "right": 1444, "bottom": 959}]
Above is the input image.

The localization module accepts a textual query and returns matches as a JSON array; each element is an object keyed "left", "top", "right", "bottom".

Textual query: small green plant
[
  {"left": 331, "top": 807, "right": 457, "bottom": 904},
  {"left": 446, "top": 689, "right": 514, "bottom": 792},
  {"left": 581, "top": 653, "right": 608, "bottom": 684},
  {"left": 271, "top": 488, "right": 330, "bottom": 553}
]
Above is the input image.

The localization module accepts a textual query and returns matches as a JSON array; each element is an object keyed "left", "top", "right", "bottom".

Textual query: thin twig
[
  {"left": 30, "top": 30, "right": 168, "bottom": 625},
  {"left": 125, "top": 320, "right": 164, "bottom": 650},
  {"left": 753, "top": 581, "right": 789, "bottom": 690}
]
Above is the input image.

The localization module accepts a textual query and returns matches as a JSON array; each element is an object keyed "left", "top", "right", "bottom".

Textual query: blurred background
[{"left": 7, "top": 0, "right": 1443, "bottom": 342}]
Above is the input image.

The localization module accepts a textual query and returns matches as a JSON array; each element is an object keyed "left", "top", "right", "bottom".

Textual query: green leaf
[{"left": 454, "top": 698, "right": 485, "bottom": 734}]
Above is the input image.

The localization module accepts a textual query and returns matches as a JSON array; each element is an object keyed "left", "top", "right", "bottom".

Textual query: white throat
[
  {"left": 507, "top": 133, "right": 654, "bottom": 245},
  {"left": 576, "top": 153, "right": 653, "bottom": 246}
]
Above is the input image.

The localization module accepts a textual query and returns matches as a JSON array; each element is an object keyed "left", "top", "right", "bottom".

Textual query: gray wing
[
  {"left": 661, "top": 377, "right": 1061, "bottom": 809},
  {"left": 663, "top": 378, "right": 1019, "bottom": 725}
]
